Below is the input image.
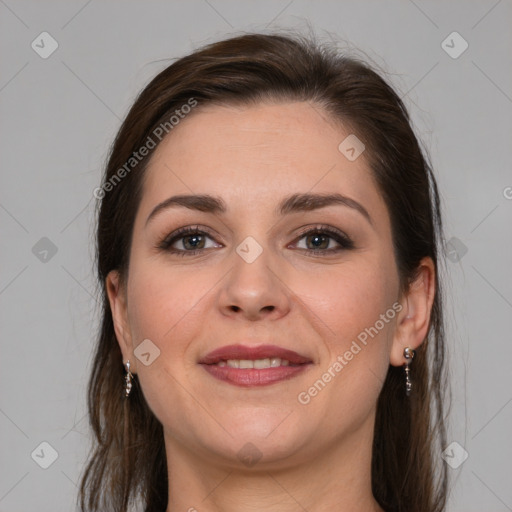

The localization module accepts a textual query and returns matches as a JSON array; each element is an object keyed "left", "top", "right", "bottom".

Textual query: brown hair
[{"left": 79, "top": 32, "right": 449, "bottom": 512}]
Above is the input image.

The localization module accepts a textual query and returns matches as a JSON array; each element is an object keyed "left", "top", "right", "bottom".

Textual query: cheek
[
  {"left": 295, "top": 262, "right": 397, "bottom": 408},
  {"left": 126, "top": 259, "right": 207, "bottom": 345},
  {"left": 125, "top": 265, "right": 208, "bottom": 426},
  {"left": 301, "top": 263, "right": 395, "bottom": 343}
]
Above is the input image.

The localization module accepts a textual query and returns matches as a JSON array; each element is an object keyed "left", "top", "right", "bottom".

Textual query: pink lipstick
[{"left": 198, "top": 344, "right": 313, "bottom": 387}]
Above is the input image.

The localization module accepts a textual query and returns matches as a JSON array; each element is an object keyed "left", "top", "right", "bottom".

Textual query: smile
[{"left": 198, "top": 344, "right": 313, "bottom": 387}]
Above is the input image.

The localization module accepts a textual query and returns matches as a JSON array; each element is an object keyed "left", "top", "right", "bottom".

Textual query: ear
[
  {"left": 390, "top": 257, "right": 436, "bottom": 367},
  {"left": 106, "top": 270, "right": 137, "bottom": 374}
]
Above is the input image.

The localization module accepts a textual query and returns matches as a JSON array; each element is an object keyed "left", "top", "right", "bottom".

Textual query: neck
[{"left": 164, "top": 415, "right": 383, "bottom": 512}]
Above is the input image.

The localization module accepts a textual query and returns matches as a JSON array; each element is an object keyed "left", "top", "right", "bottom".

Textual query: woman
[{"left": 80, "top": 33, "right": 449, "bottom": 512}]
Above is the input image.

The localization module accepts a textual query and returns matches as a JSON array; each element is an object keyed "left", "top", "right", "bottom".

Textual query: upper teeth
[{"left": 216, "top": 358, "right": 290, "bottom": 369}]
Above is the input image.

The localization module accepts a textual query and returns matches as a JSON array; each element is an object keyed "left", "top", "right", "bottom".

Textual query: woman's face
[{"left": 109, "top": 101, "right": 405, "bottom": 468}]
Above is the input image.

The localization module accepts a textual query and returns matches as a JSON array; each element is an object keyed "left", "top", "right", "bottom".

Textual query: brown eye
[
  {"left": 304, "top": 233, "right": 331, "bottom": 250},
  {"left": 293, "top": 226, "right": 354, "bottom": 254},
  {"left": 181, "top": 234, "right": 206, "bottom": 250},
  {"left": 158, "top": 226, "right": 222, "bottom": 255}
]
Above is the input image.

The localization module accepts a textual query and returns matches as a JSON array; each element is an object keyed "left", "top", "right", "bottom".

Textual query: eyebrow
[{"left": 145, "top": 192, "right": 373, "bottom": 227}]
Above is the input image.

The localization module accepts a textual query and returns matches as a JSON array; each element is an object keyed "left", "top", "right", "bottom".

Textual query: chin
[{"left": 194, "top": 411, "right": 313, "bottom": 467}]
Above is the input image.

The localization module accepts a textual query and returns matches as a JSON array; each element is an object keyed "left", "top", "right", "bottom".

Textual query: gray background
[{"left": 1, "top": 1, "right": 511, "bottom": 511}]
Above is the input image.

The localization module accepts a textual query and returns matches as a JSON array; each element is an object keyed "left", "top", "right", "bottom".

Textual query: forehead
[
  {"left": 139, "top": 101, "right": 386, "bottom": 221},
  {"left": 150, "top": 101, "right": 348, "bottom": 165}
]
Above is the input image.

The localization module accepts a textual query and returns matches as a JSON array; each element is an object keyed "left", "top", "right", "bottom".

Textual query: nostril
[{"left": 228, "top": 305, "right": 275, "bottom": 314}]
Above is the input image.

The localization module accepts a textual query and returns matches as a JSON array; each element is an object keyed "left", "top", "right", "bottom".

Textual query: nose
[{"left": 217, "top": 245, "right": 291, "bottom": 321}]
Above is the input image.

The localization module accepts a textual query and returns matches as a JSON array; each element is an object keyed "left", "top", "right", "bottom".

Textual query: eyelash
[{"left": 157, "top": 224, "right": 355, "bottom": 257}]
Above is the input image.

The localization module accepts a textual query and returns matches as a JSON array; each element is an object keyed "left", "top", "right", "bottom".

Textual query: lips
[
  {"left": 198, "top": 344, "right": 313, "bottom": 387},
  {"left": 199, "top": 344, "right": 312, "bottom": 365}
]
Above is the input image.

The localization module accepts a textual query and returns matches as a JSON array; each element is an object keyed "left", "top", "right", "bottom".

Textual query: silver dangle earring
[
  {"left": 124, "top": 360, "right": 134, "bottom": 397},
  {"left": 403, "top": 347, "right": 415, "bottom": 397}
]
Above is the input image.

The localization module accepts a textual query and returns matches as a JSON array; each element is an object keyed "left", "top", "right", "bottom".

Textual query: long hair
[{"left": 79, "top": 32, "right": 449, "bottom": 512}]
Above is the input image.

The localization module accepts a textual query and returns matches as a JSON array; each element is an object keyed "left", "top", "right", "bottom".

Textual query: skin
[{"left": 107, "top": 101, "right": 435, "bottom": 512}]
